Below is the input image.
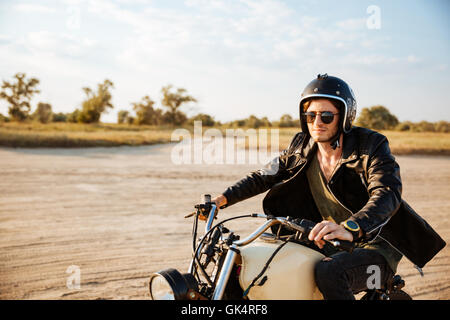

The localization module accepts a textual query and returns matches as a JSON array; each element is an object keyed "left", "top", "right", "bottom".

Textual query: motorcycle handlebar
[
  {"left": 189, "top": 196, "right": 355, "bottom": 253},
  {"left": 233, "top": 214, "right": 354, "bottom": 253}
]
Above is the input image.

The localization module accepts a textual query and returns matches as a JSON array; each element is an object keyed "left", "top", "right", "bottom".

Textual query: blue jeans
[{"left": 314, "top": 248, "right": 395, "bottom": 300}]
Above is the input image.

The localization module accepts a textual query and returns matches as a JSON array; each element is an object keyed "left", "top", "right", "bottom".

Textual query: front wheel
[
  {"left": 360, "top": 289, "right": 412, "bottom": 300},
  {"left": 387, "top": 290, "right": 412, "bottom": 300}
]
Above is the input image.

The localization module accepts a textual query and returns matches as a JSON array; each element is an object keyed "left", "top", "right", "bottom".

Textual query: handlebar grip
[
  {"left": 328, "top": 240, "right": 355, "bottom": 253},
  {"left": 203, "top": 194, "right": 211, "bottom": 203}
]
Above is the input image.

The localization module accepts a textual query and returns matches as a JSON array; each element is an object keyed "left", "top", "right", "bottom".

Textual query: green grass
[{"left": 0, "top": 122, "right": 449, "bottom": 155}]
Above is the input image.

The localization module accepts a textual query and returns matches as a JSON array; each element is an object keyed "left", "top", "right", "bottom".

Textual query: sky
[{"left": 0, "top": 0, "right": 449, "bottom": 123}]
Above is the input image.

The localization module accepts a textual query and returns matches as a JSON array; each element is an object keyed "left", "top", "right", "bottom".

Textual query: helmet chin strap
[
  {"left": 330, "top": 126, "right": 342, "bottom": 150},
  {"left": 330, "top": 109, "right": 345, "bottom": 150}
]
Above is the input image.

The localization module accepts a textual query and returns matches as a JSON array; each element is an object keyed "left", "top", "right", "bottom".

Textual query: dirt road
[{"left": 0, "top": 144, "right": 448, "bottom": 299}]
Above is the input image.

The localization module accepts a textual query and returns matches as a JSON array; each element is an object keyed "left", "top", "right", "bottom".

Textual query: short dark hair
[{"left": 302, "top": 98, "right": 343, "bottom": 113}]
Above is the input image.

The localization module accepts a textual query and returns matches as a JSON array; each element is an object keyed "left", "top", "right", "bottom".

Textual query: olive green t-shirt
[{"left": 306, "top": 154, "right": 402, "bottom": 273}]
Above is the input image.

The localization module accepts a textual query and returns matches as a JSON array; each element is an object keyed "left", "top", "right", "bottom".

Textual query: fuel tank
[{"left": 238, "top": 238, "right": 325, "bottom": 300}]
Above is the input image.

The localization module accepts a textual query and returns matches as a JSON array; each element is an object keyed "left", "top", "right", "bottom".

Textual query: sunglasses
[{"left": 301, "top": 111, "right": 339, "bottom": 124}]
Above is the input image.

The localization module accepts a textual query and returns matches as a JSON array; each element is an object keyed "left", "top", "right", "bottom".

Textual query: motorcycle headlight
[{"left": 149, "top": 268, "right": 198, "bottom": 300}]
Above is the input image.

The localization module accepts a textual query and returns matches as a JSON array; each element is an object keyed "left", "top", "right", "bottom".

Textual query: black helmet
[{"left": 299, "top": 74, "right": 357, "bottom": 134}]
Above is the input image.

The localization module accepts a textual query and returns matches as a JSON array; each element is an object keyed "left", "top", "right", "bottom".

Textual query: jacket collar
[
  {"left": 301, "top": 127, "right": 359, "bottom": 163},
  {"left": 341, "top": 127, "right": 359, "bottom": 163}
]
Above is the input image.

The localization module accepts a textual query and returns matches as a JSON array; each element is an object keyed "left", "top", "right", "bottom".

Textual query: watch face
[{"left": 346, "top": 220, "right": 359, "bottom": 231}]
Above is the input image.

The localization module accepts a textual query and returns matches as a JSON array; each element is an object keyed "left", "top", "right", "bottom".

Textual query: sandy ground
[{"left": 0, "top": 143, "right": 449, "bottom": 300}]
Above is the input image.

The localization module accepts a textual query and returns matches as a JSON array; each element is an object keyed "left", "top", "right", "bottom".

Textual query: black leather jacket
[{"left": 223, "top": 126, "right": 445, "bottom": 268}]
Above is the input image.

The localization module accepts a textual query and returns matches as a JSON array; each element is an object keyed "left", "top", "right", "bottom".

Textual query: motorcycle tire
[
  {"left": 387, "top": 290, "right": 413, "bottom": 300},
  {"left": 359, "top": 289, "right": 413, "bottom": 300}
]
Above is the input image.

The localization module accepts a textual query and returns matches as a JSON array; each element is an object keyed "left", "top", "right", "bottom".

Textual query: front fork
[{"left": 211, "top": 244, "right": 238, "bottom": 300}]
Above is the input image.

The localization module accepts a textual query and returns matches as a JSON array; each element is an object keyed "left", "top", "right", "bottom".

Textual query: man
[{"left": 212, "top": 74, "right": 445, "bottom": 299}]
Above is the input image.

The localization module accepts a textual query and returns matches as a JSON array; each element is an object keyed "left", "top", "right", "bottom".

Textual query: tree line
[
  {"left": 0, "top": 72, "right": 448, "bottom": 132},
  {"left": 354, "top": 105, "right": 450, "bottom": 133},
  {"left": 0, "top": 73, "right": 198, "bottom": 126}
]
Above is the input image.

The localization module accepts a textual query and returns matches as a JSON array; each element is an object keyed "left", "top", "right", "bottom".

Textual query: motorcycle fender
[{"left": 238, "top": 240, "right": 325, "bottom": 300}]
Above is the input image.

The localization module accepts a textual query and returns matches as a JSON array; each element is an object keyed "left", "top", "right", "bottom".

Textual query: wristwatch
[{"left": 341, "top": 220, "right": 361, "bottom": 242}]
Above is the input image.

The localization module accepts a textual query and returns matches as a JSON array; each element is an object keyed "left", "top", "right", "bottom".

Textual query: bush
[
  {"left": 132, "top": 96, "right": 163, "bottom": 125},
  {"left": 395, "top": 120, "right": 449, "bottom": 132},
  {"left": 415, "top": 121, "right": 436, "bottom": 132},
  {"left": 117, "top": 110, "right": 130, "bottom": 124},
  {"left": 277, "top": 114, "right": 297, "bottom": 127},
  {"left": 78, "top": 79, "right": 114, "bottom": 123},
  {"left": 189, "top": 113, "right": 216, "bottom": 126},
  {"left": 32, "top": 102, "right": 53, "bottom": 123},
  {"left": 435, "top": 121, "right": 450, "bottom": 133},
  {"left": 67, "top": 109, "right": 80, "bottom": 123},
  {"left": 396, "top": 121, "right": 412, "bottom": 131},
  {"left": 355, "top": 105, "right": 399, "bottom": 130},
  {"left": 0, "top": 113, "right": 10, "bottom": 122},
  {"left": 52, "top": 112, "right": 67, "bottom": 122}
]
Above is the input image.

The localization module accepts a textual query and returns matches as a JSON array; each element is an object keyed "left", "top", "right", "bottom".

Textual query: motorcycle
[{"left": 149, "top": 195, "right": 412, "bottom": 300}]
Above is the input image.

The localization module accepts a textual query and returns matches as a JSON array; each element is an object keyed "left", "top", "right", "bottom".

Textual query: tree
[
  {"left": 396, "top": 121, "right": 413, "bottom": 131},
  {"left": 52, "top": 112, "right": 67, "bottom": 122},
  {"left": 67, "top": 109, "right": 80, "bottom": 123},
  {"left": 132, "top": 96, "right": 161, "bottom": 125},
  {"left": 32, "top": 102, "right": 52, "bottom": 123},
  {"left": 0, "top": 113, "right": 9, "bottom": 122},
  {"left": 161, "top": 84, "right": 196, "bottom": 125},
  {"left": 189, "top": 113, "right": 216, "bottom": 126},
  {"left": 78, "top": 79, "right": 114, "bottom": 123},
  {"left": 0, "top": 73, "right": 40, "bottom": 121},
  {"left": 245, "top": 115, "right": 264, "bottom": 128},
  {"left": 117, "top": 110, "right": 130, "bottom": 124},
  {"left": 415, "top": 121, "right": 435, "bottom": 132},
  {"left": 278, "top": 114, "right": 296, "bottom": 127},
  {"left": 435, "top": 121, "right": 450, "bottom": 133},
  {"left": 260, "top": 116, "right": 272, "bottom": 127},
  {"left": 355, "top": 105, "right": 399, "bottom": 130}
]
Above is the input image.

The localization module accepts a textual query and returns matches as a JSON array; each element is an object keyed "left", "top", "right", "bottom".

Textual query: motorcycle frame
[
  {"left": 183, "top": 206, "right": 411, "bottom": 300},
  {"left": 198, "top": 214, "right": 294, "bottom": 300}
]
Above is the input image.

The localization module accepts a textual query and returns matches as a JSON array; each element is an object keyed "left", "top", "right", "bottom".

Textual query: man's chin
[{"left": 311, "top": 134, "right": 333, "bottom": 143}]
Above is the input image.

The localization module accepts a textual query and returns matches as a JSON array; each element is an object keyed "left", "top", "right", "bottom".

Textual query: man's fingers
[
  {"left": 314, "top": 239, "right": 325, "bottom": 249},
  {"left": 323, "top": 231, "right": 340, "bottom": 241},
  {"left": 323, "top": 229, "right": 353, "bottom": 242},
  {"left": 309, "top": 221, "right": 330, "bottom": 241},
  {"left": 212, "top": 195, "right": 227, "bottom": 209},
  {"left": 314, "top": 223, "right": 339, "bottom": 241}
]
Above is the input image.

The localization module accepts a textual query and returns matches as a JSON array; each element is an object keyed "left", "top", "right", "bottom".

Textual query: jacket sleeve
[
  {"left": 222, "top": 152, "right": 288, "bottom": 207},
  {"left": 347, "top": 134, "right": 403, "bottom": 237},
  {"left": 222, "top": 132, "right": 305, "bottom": 207}
]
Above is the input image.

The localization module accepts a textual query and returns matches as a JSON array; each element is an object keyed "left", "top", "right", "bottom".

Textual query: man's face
[{"left": 305, "top": 99, "right": 340, "bottom": 143}]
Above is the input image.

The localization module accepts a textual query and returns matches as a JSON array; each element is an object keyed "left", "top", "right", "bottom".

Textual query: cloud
[
  {"left": 91, "top": 0, "right": 357, "bottom": 72},
  {"left": 13, "top": 3, "right": 57, "bottom": 14},
  {"left": 336, "top": 18, "right": 366, "bottom": 30},
  {"left": 407, "top": 54, "right": 421, "bottom": 63},
  {"left": 18, "top": 31, "right": 96, "bottom": 58},
  {"left": 5, "top": 0, "right": 437, "bottom": 122}
]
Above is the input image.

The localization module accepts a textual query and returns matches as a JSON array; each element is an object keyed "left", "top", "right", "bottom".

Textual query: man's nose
[{"left": 313, "top": 113, "right": 323, "bottom": 125}]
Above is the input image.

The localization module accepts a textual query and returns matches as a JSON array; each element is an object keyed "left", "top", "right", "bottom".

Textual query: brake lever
[
  {"left": 325, "top": 239, "right": 355, "bottom": 253},
  {"left": 291, "top": 218, "right": 355, "bottom": 253},
  {"left": 184, "top": 211, "right": 196, "bottom": 218}
]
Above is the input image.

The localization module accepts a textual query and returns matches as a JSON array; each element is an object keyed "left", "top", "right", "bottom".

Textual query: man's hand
[
  {"left": 308, "top": 220, "right": 353, "bottom": 249},
  {"left": 212, "top": 194, "right": 227, "bottom": 209}
]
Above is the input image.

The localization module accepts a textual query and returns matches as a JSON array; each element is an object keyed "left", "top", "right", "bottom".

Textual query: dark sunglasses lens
[
  {"left": 320, "top": 112, "right": 335, "bottom": 124},
  {"left": 302, "top": 112, "right": 316, "bottom": 123}
]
